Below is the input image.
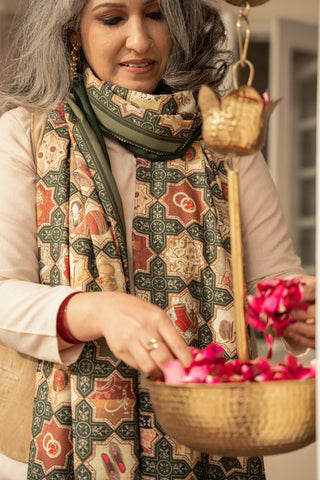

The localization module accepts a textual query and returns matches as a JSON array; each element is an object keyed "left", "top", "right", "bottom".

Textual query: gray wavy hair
[{"left": 0, "top": 0, "right": 231, "bottom": 114}]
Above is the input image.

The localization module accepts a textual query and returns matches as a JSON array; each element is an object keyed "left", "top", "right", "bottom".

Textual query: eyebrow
[{"left": 92, "top": 0, "right": 156, "bottom": 11}]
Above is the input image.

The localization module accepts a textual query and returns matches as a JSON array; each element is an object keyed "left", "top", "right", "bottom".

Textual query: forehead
[{"left": 83, "top": 0, "right": 159, "bottom": 8}]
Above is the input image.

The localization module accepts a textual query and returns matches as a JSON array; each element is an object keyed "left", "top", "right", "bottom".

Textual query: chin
[
  {"left": 128, "top": 83, "right": 157, "bottom": 94},
  {"left": 115, "top": 76, "right": 159, "bottom": 94}
]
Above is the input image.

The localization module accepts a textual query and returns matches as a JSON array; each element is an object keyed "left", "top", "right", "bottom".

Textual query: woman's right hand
[
  {"left": 284, "top": 275, "right": 316, "bottom": 349},
  {"left": 62, "top": 292, "right": 193, "bottom": 379}
]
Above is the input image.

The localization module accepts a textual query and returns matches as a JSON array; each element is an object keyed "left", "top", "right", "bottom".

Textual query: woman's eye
[
  {"left": 100, "top": 16, "right": 124, "bottom": 26},
  {"left": 147, "top": 11, "right": 163, "bottom": 21}
]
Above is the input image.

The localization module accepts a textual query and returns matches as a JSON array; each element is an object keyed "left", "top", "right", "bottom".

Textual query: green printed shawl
[{"left": 28, "top": 68, "right": 264, "bottom": 480}]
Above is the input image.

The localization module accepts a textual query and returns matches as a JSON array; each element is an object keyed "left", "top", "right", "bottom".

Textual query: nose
[{"left": 125, "top": 18, "right": 151, "bottom": 53}]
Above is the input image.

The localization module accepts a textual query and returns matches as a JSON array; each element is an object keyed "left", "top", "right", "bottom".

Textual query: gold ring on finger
[{"left": 145, "top": 338, "right": 162, "bottom": 352}]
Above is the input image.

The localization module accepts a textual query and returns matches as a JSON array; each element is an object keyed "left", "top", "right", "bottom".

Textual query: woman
[{"left": 0, "top": 0, "right": 315, "bottom": 479}]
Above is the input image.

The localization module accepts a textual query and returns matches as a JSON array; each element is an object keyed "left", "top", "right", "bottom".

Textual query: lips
[
  {"left": 119, "top": 59, "right": 155, "bottom": 72},
  {"left": 121, "top": 62, "right": 153, "bottom": 68}
]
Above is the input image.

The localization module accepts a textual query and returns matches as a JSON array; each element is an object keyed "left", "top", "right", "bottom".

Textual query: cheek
[
  {"left": 166, "top": 39, "right": 173, "bottom": 61},
  {"left": 83, "top": 38, "right": 115, "bottom": 72},
  {"left": 161, "top": 29, "right": 173, "bottom": 62},
  {"left": 79, "top": 22, "right": 113, "bottom": 67},
  {"left": 161, "top": 41, "right": 172, "bottom": 70}
]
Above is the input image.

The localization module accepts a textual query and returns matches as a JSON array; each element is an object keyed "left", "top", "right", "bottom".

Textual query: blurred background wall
[{"left": 217, "top": 0, "right": 318, "bottom": 24}]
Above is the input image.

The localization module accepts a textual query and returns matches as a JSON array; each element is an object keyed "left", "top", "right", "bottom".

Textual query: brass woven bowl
[{"left": 146, "top": 378, "right": 315, "bottom": 456}]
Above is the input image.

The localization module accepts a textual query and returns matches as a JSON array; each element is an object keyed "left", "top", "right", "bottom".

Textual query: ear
[
  {"left": 198, "top": 85, "right": 220, "bottom": 114},
  {"left": 70, "top": 31, "right": 81, "bottom": 46}
]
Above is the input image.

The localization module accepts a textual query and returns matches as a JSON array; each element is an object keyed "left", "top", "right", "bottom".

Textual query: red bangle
[{"left": 57, "top": 292, "right": 83, "bottom": 344}]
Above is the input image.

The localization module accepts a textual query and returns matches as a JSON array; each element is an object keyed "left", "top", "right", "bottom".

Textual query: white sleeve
[
  {"left": 0, "top": 107, "right": 83, "bottom": 365},
  {"left": 237, "top": 151, "right": 305, "bottom": 295},
  {"left": 237, "top": 152, "right": 308, "bottom": 356}
]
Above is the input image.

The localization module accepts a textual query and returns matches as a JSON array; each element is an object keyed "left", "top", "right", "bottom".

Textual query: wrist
[
  {"left": 62, "top": 291, "right": 106, "bottom": 343},
  {"left": 57, "top": 292, "right": 83, "bottom": 344}
]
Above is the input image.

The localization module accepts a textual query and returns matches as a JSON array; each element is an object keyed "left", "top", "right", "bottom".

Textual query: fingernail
[{"left": 306, "top": 319, "right": 315, "bottom": 325}]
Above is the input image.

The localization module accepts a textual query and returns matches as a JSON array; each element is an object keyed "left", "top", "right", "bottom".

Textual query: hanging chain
[
  {"left": 237, "top": 2, "right": 251, "bottom": 66},
  {"left": 232, "top": 1, "right": 255, "bottom": 89}
]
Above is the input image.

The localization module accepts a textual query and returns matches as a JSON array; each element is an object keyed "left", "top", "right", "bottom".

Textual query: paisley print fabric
[{"left": 28, "top": 69, "right": 265, "bottom": 480}]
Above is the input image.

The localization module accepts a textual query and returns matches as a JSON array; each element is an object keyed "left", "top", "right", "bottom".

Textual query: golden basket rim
[{"left": 145, "top": 377, "right": 315, "bottom": 390}]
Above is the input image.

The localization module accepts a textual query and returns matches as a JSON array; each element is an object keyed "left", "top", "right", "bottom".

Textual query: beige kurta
[{"left": 0, "top": 106, "right": 305, "bottom": 478}]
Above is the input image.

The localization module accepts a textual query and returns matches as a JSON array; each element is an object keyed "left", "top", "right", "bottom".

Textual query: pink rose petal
[
  {"left": 246, "top": 278, "right": 308, "bottom": 358},
  {"left": 162, "top": 341, "right": 315, "bottom": 385},
  {"left": 164, "top": 360, "right": 186, "bottom": 384}
]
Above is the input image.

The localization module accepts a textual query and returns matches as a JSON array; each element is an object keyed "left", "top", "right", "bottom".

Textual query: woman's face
[{"left": 76, "top": 0, "right": 172, "bottom": 93}]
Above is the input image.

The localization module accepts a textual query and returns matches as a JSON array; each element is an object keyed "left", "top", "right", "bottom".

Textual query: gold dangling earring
[{"left": 70, "top": 41, "right": 81, "bottom": 79}]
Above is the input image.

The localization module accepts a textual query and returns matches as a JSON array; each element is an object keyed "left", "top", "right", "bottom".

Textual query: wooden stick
[{"left": 228, "top": 167, "right": 248, "bottom": 362}]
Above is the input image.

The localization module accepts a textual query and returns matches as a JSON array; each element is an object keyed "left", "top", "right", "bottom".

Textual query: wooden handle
[{"left": 228, "top": 169, "right": 248, "bottom": 362}]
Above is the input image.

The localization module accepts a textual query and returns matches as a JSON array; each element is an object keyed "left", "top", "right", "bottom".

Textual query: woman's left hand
[{"left": 284, "top": 275, "right": 316, "bottom": 349}]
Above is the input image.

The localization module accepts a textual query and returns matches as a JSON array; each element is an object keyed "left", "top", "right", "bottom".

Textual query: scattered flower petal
[
  {"left": 163, "top": 345, "right": 315, "bottom": 385},
  {"left": 246, "top": 278, "right": 308, "bottom": 358},
  {"left": 162, "top": 278, "right": 314, "bottom": 386},
  {"left": 263, "top": 89, "right": 270, "bottom": 107},
  {"left": 163, "top": 360, "right": 186, "bottom": 384}
]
